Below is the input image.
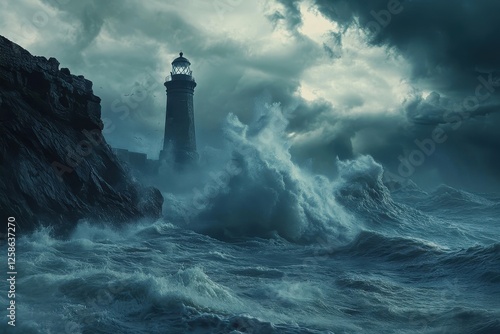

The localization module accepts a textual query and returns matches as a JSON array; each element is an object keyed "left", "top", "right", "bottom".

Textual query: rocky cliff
[{"left": 0, "top": 35, "right": 163, "bottom": 234}]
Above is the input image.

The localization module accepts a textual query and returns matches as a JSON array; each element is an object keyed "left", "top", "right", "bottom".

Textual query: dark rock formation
[{"left": 0, "top": 35, "right": 163, "bottom": 234}]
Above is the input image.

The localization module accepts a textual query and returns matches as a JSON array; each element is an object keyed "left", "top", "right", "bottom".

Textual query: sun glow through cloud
[
  {"left": 295, "top": 7, "right": 413, "bottom": 115},
  {"left": 298, "top": 0, "right": 339, "bottom": 43}
]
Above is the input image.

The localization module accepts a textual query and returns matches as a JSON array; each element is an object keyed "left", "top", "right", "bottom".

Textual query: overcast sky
[{"left": 1, "top": 0, "right": 500, "bottom": 191}]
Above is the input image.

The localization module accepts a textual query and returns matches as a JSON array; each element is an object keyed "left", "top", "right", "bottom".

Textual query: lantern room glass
[{"left": 171, "top": 52, "right": 192, "bottom": 76}]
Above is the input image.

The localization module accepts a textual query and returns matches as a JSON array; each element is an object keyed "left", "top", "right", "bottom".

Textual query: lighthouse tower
[{"left": 160, "top": 52, "right": 197, "bottom": 164}]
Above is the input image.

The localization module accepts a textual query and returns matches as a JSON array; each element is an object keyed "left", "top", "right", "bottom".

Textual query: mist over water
[{"left": 3, "top": 103, "right": 500, "bottom": 333}]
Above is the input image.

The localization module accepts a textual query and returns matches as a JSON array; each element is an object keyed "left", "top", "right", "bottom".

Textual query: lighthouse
[{"left": 160, "top": 52, "right": 197, "bottom": 165}]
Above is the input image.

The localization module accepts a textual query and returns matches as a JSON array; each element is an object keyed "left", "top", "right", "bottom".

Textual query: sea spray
[{"left": 163, "top": 102, "right": 360, "bottom": 243}]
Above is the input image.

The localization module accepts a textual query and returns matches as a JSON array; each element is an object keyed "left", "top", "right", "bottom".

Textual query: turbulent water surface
[{"left": 3, "top": 105, "right": 499, "bottom": 333}]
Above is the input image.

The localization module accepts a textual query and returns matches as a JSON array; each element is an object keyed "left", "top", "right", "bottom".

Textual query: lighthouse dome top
[
  {"left": 172, "top": 52, "right": 191, "bottom": 65},
  {"left": 171, "top": 52, "right": 192, "bottom": 75}
]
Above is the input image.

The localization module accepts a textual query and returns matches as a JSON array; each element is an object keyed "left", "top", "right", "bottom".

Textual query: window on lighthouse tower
[{"left": 171, "top": 52, "right": 192, "bottom": 75}]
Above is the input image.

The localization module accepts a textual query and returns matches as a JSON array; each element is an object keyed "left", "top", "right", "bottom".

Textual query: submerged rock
[{"left": 0, "top": 35, "right": 163, "bottom": 233}]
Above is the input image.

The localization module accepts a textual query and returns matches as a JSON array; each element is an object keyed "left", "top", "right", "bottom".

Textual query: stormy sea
[{"left": 3, "top": 104, "right": 499, "bottom": 334}]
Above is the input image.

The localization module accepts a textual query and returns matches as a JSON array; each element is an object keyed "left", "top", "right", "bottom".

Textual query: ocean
[{"left": 2, "top": 104, "right": 499, "bottom": 333}]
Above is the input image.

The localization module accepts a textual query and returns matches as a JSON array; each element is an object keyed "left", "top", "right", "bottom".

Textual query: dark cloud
[
  {"left": 273, "top": 0, "right": 500, "bottom": 191},
  {"left": 1, "top": 0, "right": 499, "bottom": 191},
  {"left": 269, "top": 0, "right": 302, "bottom": 31},
  {"left": 313, "top": 0, "right": 500, "bottom": 95}
]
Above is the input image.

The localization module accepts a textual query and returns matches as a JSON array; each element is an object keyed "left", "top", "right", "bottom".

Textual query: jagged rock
[{"left": 0, "top": 35, "right": 163, "bottom": 234}]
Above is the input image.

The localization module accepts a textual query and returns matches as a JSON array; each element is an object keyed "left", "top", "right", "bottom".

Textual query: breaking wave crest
[{"left": 165, "top": 103, "right": 405, "bottom": 243}]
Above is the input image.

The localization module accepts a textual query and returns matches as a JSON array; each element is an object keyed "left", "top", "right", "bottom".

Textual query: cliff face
[{"left": 0, "top": 35, "right": 163, "bottom": 233}]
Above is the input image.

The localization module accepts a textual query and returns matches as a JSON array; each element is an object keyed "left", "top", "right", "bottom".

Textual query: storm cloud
[{"left": 1, "top": 0, "right": 499, "bottom": 191}]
